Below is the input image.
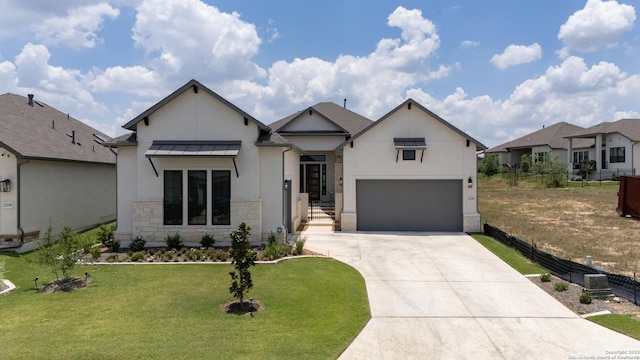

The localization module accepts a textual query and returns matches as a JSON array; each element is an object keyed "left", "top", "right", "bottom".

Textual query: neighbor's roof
[
  {"left": 564, "top": 119, "right": 640, "bottom": 142},
  {"left": 486, "top": 122, "right": 593, "bottom": 153},
  {"left": 0, "top": 93, "right": 115, "bottom": 164},
  {"left": 269, "top": 102, "right": 373, "bottom": 136},
  {"left": 122, "top": 79, "right": 270, "bottom": 132},
  {"left": 336, "top": 99, "right": 486, "bottom": 151}
]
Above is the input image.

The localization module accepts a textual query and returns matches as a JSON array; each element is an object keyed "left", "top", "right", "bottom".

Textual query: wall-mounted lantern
[
  {"left": 467, "top": 176, "right": 473, "bottom": 188},
  {"left": 284, "top": 180, "right": 289, "bottom": 190},
  {"left": 339, "top": 177, "right": 343, "bottom": 186},
  {"left": 1, "top": 179, "right": 11, "bottom": 192}
]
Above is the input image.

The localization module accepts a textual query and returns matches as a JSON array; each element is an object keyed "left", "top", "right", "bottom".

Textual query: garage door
[{"left": 356, "top": 179, "right": 463, "bottom": 231}]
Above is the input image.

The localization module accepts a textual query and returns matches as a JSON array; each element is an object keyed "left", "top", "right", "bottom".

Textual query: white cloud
[
  {"left": 132, "top": 0, "right": 265, "bottom": 83},
  {"left": 34, "top": 3, "right": 119, "bottom": 49},
  {"left": 490, "top": 43, "right": 542, "bottom": 69},
  {"left": 88, "top": 65, "right": 162, "bottom": 97},
  {"left": 558, "top": 0, "right": 636, "bottom": 54},
  {"left": 460, "top": 40, "right": 479, "bottom": 48}
]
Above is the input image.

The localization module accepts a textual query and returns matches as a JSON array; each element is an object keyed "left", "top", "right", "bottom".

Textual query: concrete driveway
[{"left": 303, "top": 232, "right": 640, "bottom": 359}]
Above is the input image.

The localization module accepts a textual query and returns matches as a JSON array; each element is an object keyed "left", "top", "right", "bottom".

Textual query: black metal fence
[{"left": 484, "top": 223, "right": 640, "bottom": 305}]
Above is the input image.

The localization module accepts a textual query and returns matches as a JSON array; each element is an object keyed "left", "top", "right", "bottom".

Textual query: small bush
[
  {"left": 200, "top": 234, "right": 215, "bottom": 248},
  {"left": 130, "top": 236, "right": 146, "bottom": 252},
  {"left": 90, "top": 247, "right": 101, "bottom": 261},
  {"left": 161, "top": 253, "right": 173, "bottom": 262},
  {"left": 131, "top": 251, "right": 145, "bottom": 262},
  {"left": 165, "top": 233, "right": 183, "bottom": 250},
  {"left": 580, "top": 291, "right": 592, "bottom": 304},
  {"left": 554, "top": 282, "right": 569, "bottom": 292},
  {"left": 194, "top": 249, "right": 204, "bottom": 261},
  {"left": 540, "top": 272, "right": 551, "bottom": 282},
  {"left": 110, "top": 239, "right": 120, "bottom": 252},
  {"left": 295, "top": 239, "right": 305, "bottom": 255},
  {"left": 106, "top": 253, "right": 118, "bottom": 263},
  {"left": 97, "top": 223, "right": 115, "bottom": 247},
  {"left": 215, "top": 249, "right": 229, "bottom": 262}
]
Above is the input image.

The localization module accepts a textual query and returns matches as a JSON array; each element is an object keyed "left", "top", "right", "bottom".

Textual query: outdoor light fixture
[
  {"left": 34, "top": 277, "right": 39, "bottom": 290},
  {"left": 339, "top": 177, "right": 343, "bottom": 186},
  {"left": 84, "top": 272, "right": 91, "bottom": 286},
  {"left": 1, "top": 179, "right": 10, "bottom": 192},
  {"left": 284, "top": 180, "right": 289, "bottom": 190},
  {"left": 249, "top": 298, "right": 254, "bottom": 317},
  {"left": 468, "top": 176, "right": 473, "bottom": 188}
]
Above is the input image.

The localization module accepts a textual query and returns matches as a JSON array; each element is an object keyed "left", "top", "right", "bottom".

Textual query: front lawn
[
  {"left": 472, "top": 234, "right": 547, "bottom": 274},
  {"left": 588, "top": 314, "right": 640, "bottom": 341},
  {"left": 0, "top": 251, "right": 370, "bottom": 359}
]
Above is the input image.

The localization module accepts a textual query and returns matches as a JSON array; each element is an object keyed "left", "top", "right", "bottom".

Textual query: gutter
[{"left": 1, "top": 158, "right": 29, "bottom": 249}]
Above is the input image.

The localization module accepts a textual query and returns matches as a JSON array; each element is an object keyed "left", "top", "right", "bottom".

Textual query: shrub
[
  {"left": 554, "top": 282, "right": 569, "bottom": 292},
  {"left": 579, "top": 291, "right": 592, "bottom": 304},
  {"left": 165, "top": 233, "right": 183, "bottom": 250},
  {"left": 106, "top": 253, "right": 118, "bottom": 263},
  {"left": 540, "top": 272, "right": 551, "bottom": 282},
  {"left": 295, "top": 239, "right": 305, "bottom": 255},
  {"left": 263, "top": 232, "right": 289, "bottom": 260},
  {"left": 130, "top": 236, "right": 146, "bottom": 252},
  {"left": 110, "top": 239, "right": 120, "bottom": 252},
  {"left": 161, "top": 253, "right": 173, "bottom": 262},
  {"left": 215, "top": 249, "right": 229, "bottom": 262},
  {"left": 200, "top": 234, "right": 215, "bottom": 248},
  {"left": 90, "top": 247, "right": 101, "bottom": 261},
  {"left": 194, "top": 249, "right": 204, "bottom": 261},
  {"left": 131, "top": 251, "right": 145, "bottom": 262},
  {"left": 97, "top": 223, "right": 115, "bottom": 247}
]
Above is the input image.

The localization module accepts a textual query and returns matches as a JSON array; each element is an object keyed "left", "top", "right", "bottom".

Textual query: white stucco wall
[
  {"left": 284, "top": 148, "right": 301, "bottom": 233},
  {"left": 283, "top": 135, "right": 347, "bottom": 152},
  {"left": 0, "top": 147, "right": 18, "bottom": 235},
  {"left": 114, "top": 146, "right": 137, "bottom": 239},
  {"left": 341, "top": 104, "right": 481, "bottom": 232},
  {"left": 20, "top": 160, "right": 116, "bottom": 236},
  {"left": 606, "top": 133, "right": 634, "bottom": 173}
]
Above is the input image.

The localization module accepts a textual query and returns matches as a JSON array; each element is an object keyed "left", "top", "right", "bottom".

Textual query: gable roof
[
  {"left": 269, "top": 102, "right": 373, "bottom": 136},
  {"left": 336, "top": 99, "right": 486, "bottom": 151},
  {"left": 486, "top": 122, "right": 593, "bottom": 153},
  {"left": 0, "top": 93, "right": 115, "bottom": 164},
  {"left": 564, "top": 119, "right": 640, "bottom": 141},
  {"left": 122, "top": 79, "right": 269, "bottom": 132}
]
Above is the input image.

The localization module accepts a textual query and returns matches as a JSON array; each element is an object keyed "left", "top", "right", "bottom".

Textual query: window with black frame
[
  {"left": 164, "top": 170, "right": 183, "bottom": 225},
  {"left": 188, "top": 171, "right": 207, "bottom": 225},
  {"left": 610, "top": 147, "right": 625, "bottom": 163},
  {"left": 212, "top": 170, "right": 231, "bottom": 225}
]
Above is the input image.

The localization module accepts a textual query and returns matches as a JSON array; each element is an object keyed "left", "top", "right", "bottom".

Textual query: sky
[{"left": 0, "top": 0, "right": 638, "bottom": 148}]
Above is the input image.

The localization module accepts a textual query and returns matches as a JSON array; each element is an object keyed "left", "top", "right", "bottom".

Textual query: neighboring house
[
  {"left": 107, "top": 80, "right": 486, "bottom": 245},
  {"left": 565, "top": 119, "right": 640, "bottom": 178},
  {"left": 337, "top": 99, "right": 486, "bottom": 232},
  {"left": 0, "top": 93, "right": 116, "bottom": 251},
  {"left": 105, "top": 80, "right": 302, "bottom": 244},
  {"left": 484, "top": 122, "right": 593, "bottom": 169}
]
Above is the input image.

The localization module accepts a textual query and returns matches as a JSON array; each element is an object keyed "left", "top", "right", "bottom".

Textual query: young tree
[
  {"left": 38, "top": 223, "right": 83, "bottom": 281},
  {"left": 479, "top": 155, "right": 500, "bottom": 177},
  {"left": 228, "top": 222, "right": 257, "bottom": 307},
  {"left": 520, "top": 154, "right": 531, "bottom": 173}
]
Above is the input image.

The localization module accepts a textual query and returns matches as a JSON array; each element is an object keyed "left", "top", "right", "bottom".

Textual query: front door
[{"left": 306, "top": 164, "right": 321, "bottom": 201}]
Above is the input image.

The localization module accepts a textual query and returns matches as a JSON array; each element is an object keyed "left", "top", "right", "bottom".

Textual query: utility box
[{"left": 616, "top": 176, "right": 640, "bottom": 218}]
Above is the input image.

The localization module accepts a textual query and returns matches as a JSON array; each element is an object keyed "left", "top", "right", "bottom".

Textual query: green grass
[
  {"left": 0, "top": 250, "right": 370, "bottom": 359},
  {"left": 472, "top": 234, "right": 548, "bottom": 275},
  {"left": 588, "top": 314, "right": 640, "bottom": 341}
]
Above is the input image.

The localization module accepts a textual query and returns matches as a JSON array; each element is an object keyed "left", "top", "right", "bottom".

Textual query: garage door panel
[{"left": 356, "top": 180, "right": 462, "bottom": 231}]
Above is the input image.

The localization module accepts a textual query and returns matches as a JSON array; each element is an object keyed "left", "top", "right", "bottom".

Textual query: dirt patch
[
  {"left": 531, "top": 274, "right": 640, "bottom": 319},
  {"left": 221, "top": 299, "right": 264, "bottom": 315},
  {"left": 38, "top": 277, "right": 91, "bottom": 293}
]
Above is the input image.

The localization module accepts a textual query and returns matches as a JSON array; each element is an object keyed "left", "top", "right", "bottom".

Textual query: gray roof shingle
[
  {"left": 564, "top": 119, "right": 640, "bottom": 141},
  {"left": 0, "top": 93, "right": 115, "bottom": 164},
  {"left": 269, "top": 102, "right": 373, "bottom": 136},
  {"left": 486, "top": 122, "right": 593, "bottom": 153}
]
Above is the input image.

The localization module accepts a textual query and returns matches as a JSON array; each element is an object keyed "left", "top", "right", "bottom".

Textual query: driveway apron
[{"left": 303, "top": 232, "right": 640, "bottom": 359}]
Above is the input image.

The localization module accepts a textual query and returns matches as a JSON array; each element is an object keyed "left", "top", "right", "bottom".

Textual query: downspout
[{"left": 282, "top": 146, "right": 293, "bottom": 244}]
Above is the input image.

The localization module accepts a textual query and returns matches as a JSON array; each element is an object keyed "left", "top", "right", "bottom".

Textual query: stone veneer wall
[
  {"left": 132, "top": 199, "right": 263, "bottom": 243},
  {"left": 463, "top": 213, "right": 481, "bottom": 233},
  {"left": 340, "top": 212, "right": 357, "bottom": 231}
]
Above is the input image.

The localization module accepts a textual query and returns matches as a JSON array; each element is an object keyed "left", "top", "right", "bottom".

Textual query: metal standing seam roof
[
  {"left": 145, "top": 141, "right": 241, "bottom": 157},
  {"left": 0, "top": 93, "right": 115, "bottom": 164},
  {"left": 394, "top": 138, "right": 427, "bottom": 149}
]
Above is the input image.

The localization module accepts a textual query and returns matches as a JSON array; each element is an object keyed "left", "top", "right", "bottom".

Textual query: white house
[
  {"left": 105, "top": 80, "right": 303, "bottom": 244},
  {"left": 337, "top": 99, "right": 486, "bottom": 232},
  {"left": 0, "top": 93, "right": 116, "bottom": 251},
  {"left": 565, "top": 119, "right": 640, "bottom": 178},
  {"left": 107, "top": 80, "right": 486, "bottom": 245}
]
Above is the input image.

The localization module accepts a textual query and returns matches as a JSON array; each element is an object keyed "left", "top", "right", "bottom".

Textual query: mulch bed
[{"left": 38, "top": 277, "right": 91, "bottom": 293}]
